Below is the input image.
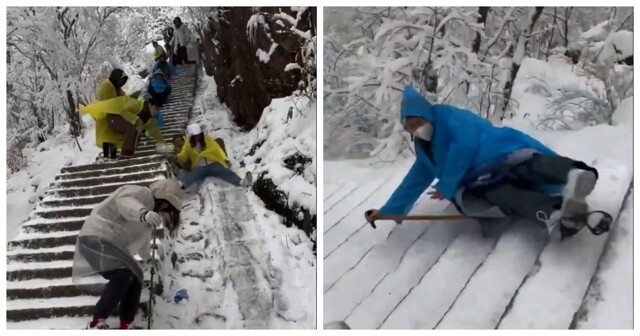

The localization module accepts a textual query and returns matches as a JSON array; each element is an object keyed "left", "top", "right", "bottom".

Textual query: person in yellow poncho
[
  {"left": 92, "top": 69, "right": 171, "bottom": 159},
  {"left": 176, "top": 124, "right": 252, "bottom": 190},
  {"left": 152, "top": 41, "right": 166, "bottom": 61}
]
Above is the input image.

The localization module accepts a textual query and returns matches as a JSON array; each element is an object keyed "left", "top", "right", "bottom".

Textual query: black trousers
[
  {"left": 173, "top": 45, "right": 189, "bottom": 65},
  {"left": 94, "top": 268, "right": 143, "bottom": 322},
  {"left": 470, "top": 154, "right": 596, "bottom": 227}
]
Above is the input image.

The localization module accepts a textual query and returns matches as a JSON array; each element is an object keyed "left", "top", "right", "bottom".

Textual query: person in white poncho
[
  {"left": 170, "top": 17, "right": 192, "bottom": 65},
  {"left": 72, "top": 179, "right": 184, "bottom": 329}
]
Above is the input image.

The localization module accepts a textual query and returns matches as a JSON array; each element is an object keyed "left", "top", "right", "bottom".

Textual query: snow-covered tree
[
  {"left": 7, "top": 7, "right": 175, "bottom": 171},
  {"left": 324, "top": 6, "right": 633, "bottom": 159}
]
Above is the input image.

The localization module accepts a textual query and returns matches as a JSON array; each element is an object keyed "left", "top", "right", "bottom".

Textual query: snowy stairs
[
  {"left": 6, "top": 64, "right": 198, "bottom": 328},
  {"left": 324, "top": 161, "right": 633, "bottom": 329}
]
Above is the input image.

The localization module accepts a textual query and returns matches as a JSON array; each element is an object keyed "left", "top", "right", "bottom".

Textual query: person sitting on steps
[
  {"left": 152, "top": 54, "right": 177, "bottom": 80},
  {"left": 365, "top": 86, "right": 609, "bottom": 241},
  {"left": 176, "top": 123, "right": 251, "bottom": 190},
  {"left": 72, "top": 179, "right": 184, "bottom": 329},
  {"left": 146, "top": 69, "right": 172, "bottom": 107}
]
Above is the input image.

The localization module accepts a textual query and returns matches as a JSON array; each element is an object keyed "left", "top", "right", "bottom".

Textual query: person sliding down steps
[
  {"left": 364, "top": 86, "right": 611, "bottom": 241},
  {"left": 174, "top": 123, "right": 252, "bottom": 190},
  {"left": 72, "top": 179, "right": 185, "bottom": 329}
]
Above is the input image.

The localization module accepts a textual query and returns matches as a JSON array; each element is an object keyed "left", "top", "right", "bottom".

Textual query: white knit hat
[{"left": 186, "top": 124, "right": 202, "bottom": 137}]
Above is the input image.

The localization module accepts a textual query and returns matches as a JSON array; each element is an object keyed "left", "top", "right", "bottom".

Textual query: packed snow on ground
[
  {"left": 6, "top": 52, "right": 159, "bottom": 242},
  {"left": 324, "top": 56, "right": 632, "bottom": 328},
  {"left": 151, "top": 73, "right": 316, "bottom": 328},
  {"left": 574, "top": 190, "right": 633, "bottom": 329},
  {"left": 6, "top": 117, "right": 100, "bottom": 241}
]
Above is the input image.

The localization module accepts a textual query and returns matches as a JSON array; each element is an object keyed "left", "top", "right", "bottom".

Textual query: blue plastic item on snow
[{"left": 174, "top": 289, "right": 189, "bottom": 304}]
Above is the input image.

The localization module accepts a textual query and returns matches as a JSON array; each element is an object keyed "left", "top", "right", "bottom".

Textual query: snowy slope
[
  {"left": 323, "top": 57, "right": 633, "bottom": 329},
  {"left": 151, "top": 71, "right": 316, "bottom": 329}
]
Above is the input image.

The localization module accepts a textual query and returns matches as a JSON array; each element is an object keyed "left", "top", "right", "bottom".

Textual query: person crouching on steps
[
  {"left": 72, "top": 179, "right": 184, "bottom": 329},
  {"left": 177, "top": 123, "right": 252, "bottom": 190},
  {"left": 81, "top": 96, "right": 173, "bottom": 159}
]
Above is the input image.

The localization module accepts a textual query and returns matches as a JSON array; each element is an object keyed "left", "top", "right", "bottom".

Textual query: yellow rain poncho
[
  {"left": 153, "top": 44, "right": 167, "bottom": 60},
  {"left": 177, "top": 134, "right": 229, "bottom": 171},
  {"left": 84, "top": 80, "right": 165, "bottom": 149}
]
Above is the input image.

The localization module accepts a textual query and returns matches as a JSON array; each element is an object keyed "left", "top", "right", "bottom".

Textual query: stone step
[
  {"left": 60, "top": 155, "right": 166, "bottom": 174},
  {"left": 55, "top": 162, "right": 164, "bottom": 181},
  {"left": 8, "top": 252, "right": 160, "bottom": 278},
  {"left": 22, "top": 220, "right": 84, "bottom": 233},
  {"left": 41, "top": 195, "right": 108, "bottom": 208},
  {"left": 8, "top": 250, "right": 75, "bottom": 263},
  {"left": 10, "top": 230, "right": 164, "bottom": 251},
  {"left": 46, "top": 177, "right": 165, "bottom": 199},
  {"left": 32, "top": 207, "right": 93, "bottom": 220},
  {"left": 8, "top": 284, "right": 107, "bottom": 300},
  {"left": 8, "top": 280, "right": 158, "bottom": 301},
  {"left": 160, "top": 115, "right": 189, "bottom": 123},
  {"left": 7, "top": 252, "right": 160, "bottom": 281},
  {"left": 8, "top": 265, "right": 79, "bottom": 281},
  {"left": 9, "top": 235, "right": 79, "bottom": 251},
  {"left": 160, "top": 121, "right": 187, "bottom": 129},
  {"left": 52, "top": 169, "right": 166, "bottom": 190},
  {"left": 7, "top": 299, "right": 150, "bottom": 322}
]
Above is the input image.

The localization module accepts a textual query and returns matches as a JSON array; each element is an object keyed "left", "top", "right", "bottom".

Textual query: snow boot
[
  {"left": 241, "top": 171, "right": 253, "bottom": 188},
  {"left": 539, "top": 169, "right": 599, "bottom": 241},
  {"left": 542, "top": 167, "right": 613, "bottom": 241},
  {"left": 562, "top": 168, "right": 598, "bottom": 208},
  {"left": 120, "top": 320, "right": 144, "bottom": 329},
  {"left": 87, "top": 319, "right": 109, "bottom": 329}
]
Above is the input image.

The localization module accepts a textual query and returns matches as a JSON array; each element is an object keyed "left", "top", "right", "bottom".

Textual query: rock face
[{"left": 200, "top": 7, "right": 316, "bottom": 130}]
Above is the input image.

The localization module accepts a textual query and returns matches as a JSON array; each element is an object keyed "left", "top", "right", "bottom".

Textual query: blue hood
[
  {"left": 152, "top": 69, "right": 165, "bottom": 78},
  {"left": 400, "top": 86, "right": 435, "bottom": 123}
]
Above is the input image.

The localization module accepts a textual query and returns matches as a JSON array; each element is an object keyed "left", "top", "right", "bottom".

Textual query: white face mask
[{"left": 413, "top": 123, "right": 434, "bottom": 141}]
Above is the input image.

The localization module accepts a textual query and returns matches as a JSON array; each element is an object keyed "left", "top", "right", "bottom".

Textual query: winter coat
[
  {"left": 380, "top": 86, "right": 558, "bottom": 216},
  {"left": 177, "top": 134, "right": 229, "bottom": 171},
  {"left": 82, "top": 95, "right": 166, "bottom": 148},
  {"left": 73, "top": 180, "right": 184, "bottom": 283},
  {"left": 170, "top": 24, "right": 191, "bottom": 48},
  {"left": 153, "top": 44, "right": 166, "bottom": 60},
  {"left": 76, "top": 185, "right": 154, "bottom": 270}
]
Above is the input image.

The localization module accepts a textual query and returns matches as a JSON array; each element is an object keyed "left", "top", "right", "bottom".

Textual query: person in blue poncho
[
  {"left": 152, "top": 54, "right": 177, "bottom": 80},
  {"left": 365, "top": 86, "right": 609, "bottom": 240},
  {"left": 147, "top": 69, "right": 172, "bottom": 107}
]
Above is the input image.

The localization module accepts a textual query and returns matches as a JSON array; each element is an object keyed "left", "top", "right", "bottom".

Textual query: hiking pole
[
  {"left": 147, "top": 225, "right": 158, "bottom": 330},
  {"left": 364, "top": 210, "right": 466, "bottom": 229}
]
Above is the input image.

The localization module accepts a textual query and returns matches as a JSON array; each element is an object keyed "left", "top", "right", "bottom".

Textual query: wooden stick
[{"left": 378, "top": 214, "right": 467, "bottom": 221}]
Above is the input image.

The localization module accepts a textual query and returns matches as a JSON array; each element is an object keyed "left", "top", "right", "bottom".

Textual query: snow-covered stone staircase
[{"left": 7, "top": 64, "right": 198, "bottom": 328}]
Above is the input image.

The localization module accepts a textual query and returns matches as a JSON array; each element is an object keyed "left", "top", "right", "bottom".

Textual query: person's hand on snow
[
  {"left": 142, "top": 211, "right": 163, "bottom": 228},
  {"left": 427, "top": 189, "right": 445, "bottom": 201},
  {"left": 364, "top": 209, "right": 382, "bottom": 223}
]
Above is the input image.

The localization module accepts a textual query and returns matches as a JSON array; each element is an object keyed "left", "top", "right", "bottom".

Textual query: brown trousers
[{"left": 106, "top": 114, "right": 138, "bottom": 156}]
